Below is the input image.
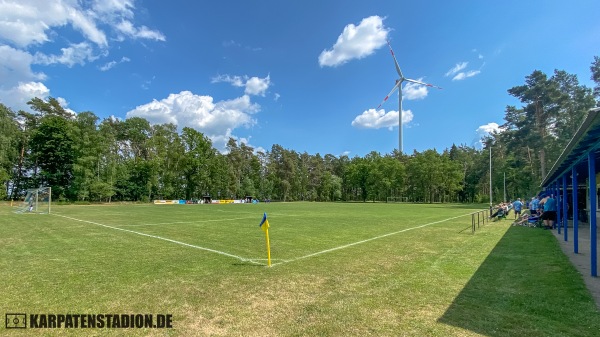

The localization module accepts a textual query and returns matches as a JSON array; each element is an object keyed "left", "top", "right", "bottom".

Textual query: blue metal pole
[
  {"left": 572, "top": 168, "right": 579, "bottom": 254},
  {"left": 588, "top": 152, "right": 597, "bottom": 277},
  {"left": 556, "top": 182, "right": 561, "bottom": 232},
  {"left": 563, "top": 175, "right": 568, "bottom": 241}
]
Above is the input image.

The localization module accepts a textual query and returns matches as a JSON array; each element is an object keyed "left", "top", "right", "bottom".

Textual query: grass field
[{"left": 1, "top": 202, "right": 599, "bottom": 336}]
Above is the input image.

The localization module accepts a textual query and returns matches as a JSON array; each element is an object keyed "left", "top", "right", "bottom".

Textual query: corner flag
[
  {"left": 259, "top": 212, "right": 271, "bottom": 267},
  {"left": 259, "top": 212, "right": 270, "bottom": 232}
]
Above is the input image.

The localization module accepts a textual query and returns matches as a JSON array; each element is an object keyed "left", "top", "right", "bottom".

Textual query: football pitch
[{"left": 2, "top": 202, "right": 599, "bottom": 336}]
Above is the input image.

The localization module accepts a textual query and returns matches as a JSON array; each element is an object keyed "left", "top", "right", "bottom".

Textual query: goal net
[{"left": 14, "top": 187, "right": 52, "bottom": 214}]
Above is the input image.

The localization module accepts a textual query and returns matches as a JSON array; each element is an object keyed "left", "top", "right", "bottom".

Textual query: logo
[
  {"left": 5, "top": 313, "right": 27, "bottom": 329},
  {"left": 4, "top": 312, "right": 173, "bottom": 329}
]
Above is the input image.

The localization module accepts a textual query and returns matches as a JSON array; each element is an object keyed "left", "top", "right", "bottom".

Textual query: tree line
[{"left": 1, "top": 58, "right": 599, "bottom": 203}]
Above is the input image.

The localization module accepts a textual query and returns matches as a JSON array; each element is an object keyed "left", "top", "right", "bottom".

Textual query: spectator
[
  {"left": 530, "top": 196, "right": 540, "bottom": 216},
  {"left": 540, "top": 194, "right": 557, "bottom": 229},
  {"left": 512, "top": 213, "right": 531, "bottom": 226},
  {"left": 513, "top": 198, "right": 523, "bottom": 219}
]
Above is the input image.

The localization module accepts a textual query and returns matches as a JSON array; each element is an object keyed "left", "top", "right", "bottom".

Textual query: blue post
[
  {"left": 563, "top": 175, "right": 568, "bottom": 241},
  {"left": 556, "top": 182, "right": 561, "bottom": 232},
  {"left": 572, "top": 168, "right": 579, "bottom": 254},
  {"left": 588, "top": 152, "right": 597, "bottom": 277}
]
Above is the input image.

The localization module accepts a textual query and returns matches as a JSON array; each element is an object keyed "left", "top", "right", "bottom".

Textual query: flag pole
[
  {"left": 259, "top": 212, "right": 272, "bottom": 267},
  {"left": 265, "top": 228, "right": 271, "bottom": 267}
]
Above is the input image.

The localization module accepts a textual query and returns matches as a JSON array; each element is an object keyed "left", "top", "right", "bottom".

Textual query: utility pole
[
  {"left": 489, "top": 144, "right": 492, "bottom": 209},
  {"left": 504, "top": 172, "right": 507, "bottom": 202}
]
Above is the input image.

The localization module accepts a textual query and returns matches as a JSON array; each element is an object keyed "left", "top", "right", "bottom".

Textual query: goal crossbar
[{"left": 14, "top": 187, "right": 52, "bottom": 214}]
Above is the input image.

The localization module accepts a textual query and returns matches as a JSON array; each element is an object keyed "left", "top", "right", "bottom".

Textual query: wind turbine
[{"left": 376, "top": 40, "right": 442, "bottom": 154}]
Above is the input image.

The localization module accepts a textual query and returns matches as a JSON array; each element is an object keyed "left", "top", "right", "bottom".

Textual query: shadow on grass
[{"left": 438, "top": 225, "right": 600, "bottom": 337}]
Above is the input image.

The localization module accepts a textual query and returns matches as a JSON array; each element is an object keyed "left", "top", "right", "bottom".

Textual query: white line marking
[
  {"left": 119, "top": 217, "right": 257, "bottom": 227},
  {"left": 270, "top": 213, "right": 470, "bottom": 267},
  {"left": 214, "top": 209, "right": 303, "bottom": 218},
  {"left": 53, "top": 214, "right": 262, "bottom": 265}
]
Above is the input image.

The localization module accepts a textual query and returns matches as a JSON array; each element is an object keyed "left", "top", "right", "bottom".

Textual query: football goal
[{"left": 14, "top": 187, "right": 51, "bottom": 214}]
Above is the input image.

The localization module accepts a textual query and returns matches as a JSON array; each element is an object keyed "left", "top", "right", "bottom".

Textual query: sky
[{"left": 1, "top": 0, "right": 599, "bottom": 157}]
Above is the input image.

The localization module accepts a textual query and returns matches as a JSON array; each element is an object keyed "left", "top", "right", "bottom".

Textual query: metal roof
[{"left": 542, "top": 107, "right": 600, "bottom": 187}]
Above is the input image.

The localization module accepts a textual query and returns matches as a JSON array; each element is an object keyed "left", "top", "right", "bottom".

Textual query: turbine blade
[
  {"left": 387, "top": 40, "right": 404, "bottom": 79},
  {"left": 404, "top": 78, "right": 443, "bottom": 89},
  {"left": 376, "top": 81, "right": 402, "bottom": 109}
]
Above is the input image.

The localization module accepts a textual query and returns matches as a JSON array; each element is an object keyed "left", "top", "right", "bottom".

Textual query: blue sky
[{"left": 1, "top": 1, "right": 599, "bottom": 156}]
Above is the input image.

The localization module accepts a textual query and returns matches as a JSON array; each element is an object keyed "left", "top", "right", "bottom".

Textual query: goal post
[{"left": 14, "top": 187, "right": 52, "bottom": 214}]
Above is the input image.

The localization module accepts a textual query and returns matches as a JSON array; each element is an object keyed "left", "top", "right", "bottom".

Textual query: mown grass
[{"left": 1, "top": 202, "right": 598, "bottom": 336}]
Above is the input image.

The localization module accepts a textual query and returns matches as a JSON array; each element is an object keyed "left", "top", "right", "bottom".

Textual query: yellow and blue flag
[{"left": 259, "top": 212, "right": 269, "bottom": 232}]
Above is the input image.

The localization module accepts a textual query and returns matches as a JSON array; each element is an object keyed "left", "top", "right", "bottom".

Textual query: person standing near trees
[
  {"left": 513, "top": 198, "right": 523, "bottom": 219},
  {"left": 540, "top": 194, "right": 557, "bottom": 229},
  {"left": 530, "top": 196, "right": 540, "bottom": 216}
]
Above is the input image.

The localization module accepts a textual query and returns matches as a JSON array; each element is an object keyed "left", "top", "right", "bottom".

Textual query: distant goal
[
  {"left": 386, "top": 196, "right": 408, "bottom": 203},
  {"left": 14, "top": 187, "right": 52, "bottom": 214}
]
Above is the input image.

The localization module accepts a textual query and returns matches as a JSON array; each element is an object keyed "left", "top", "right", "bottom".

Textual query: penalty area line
[
  {"left": 52, "top": 213, "right": 262, "bottom": 265},
  {"left": 120, "top": 216, "right": 257, "bottom": 227},
  {"left": 270, "top": 213, "right": 471, "bottom": 267}
]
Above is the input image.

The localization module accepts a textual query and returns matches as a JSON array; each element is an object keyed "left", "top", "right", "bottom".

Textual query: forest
[{"left": 1, "top": 57, "right": 599, "bottom": 204}]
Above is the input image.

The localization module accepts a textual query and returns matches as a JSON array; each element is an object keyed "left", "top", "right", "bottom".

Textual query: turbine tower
[{"left": 377, "top": 41, "right": 442, "bottom": 154}]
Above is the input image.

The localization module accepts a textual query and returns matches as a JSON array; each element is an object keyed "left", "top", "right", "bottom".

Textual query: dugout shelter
[{"left": 541, "top": 107, "right": 600, "bottom": 276}]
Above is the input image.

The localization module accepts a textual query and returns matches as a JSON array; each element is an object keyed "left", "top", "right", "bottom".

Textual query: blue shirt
[
  {"left": 543, "top": 197, "right": 557, "bottom": 212},
  {"left": 531, "top": 199, "right": 539, "bottom": 210},
  {"left": 513, "top": 200, "right": 523, "bottom": 212}
]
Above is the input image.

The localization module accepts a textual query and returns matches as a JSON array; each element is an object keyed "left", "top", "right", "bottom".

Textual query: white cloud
[
  {"left": 403, "top": 81, "right": 429, "bottom": 100},
  {"left": 0, "top": 45, "right": 49, "bottom": 111},
  {"left": 445, "top": 62, "right": 468, "bottom": 77},
  {"left": 67, "top": 5, "right": 109, "bottom": 47},
  {"left": 0, "top": 0, "right": 165, "bottom": 112},
  {"left": 18, "top": 82, "right": 50, "bottom": 98},
  {"left": 446, "top": 52, "right": 484, "bottom": 81},
  {"left": 212, "top": 74, "right": 245, "bottom": 87},
  {"left": 99, "top": 56, "right": 131, "bottom": 71},
  {"left": 351, "top": 108, "right": 413, "bottom": 130},
  {"left": 0, "top": 45, "right": 45, "bottom": 87},
  {"left": 92, "top": 0, "right": 163, "bottom": 42},
  {"left": 452, "top": 70, "right": 481, "bottom": 81},
  {"left": 0, "top": 81, "right": 50, "bottom": 112},
  {"left": 100, "top": 61, "right": 117, "bottom": 71},
  {"left": 374, "top": 80, "right": 430, "bottom": 113},
  {"left": 115, "top": 20, "right": 165, "bottom": 41},
  {"left": 244, "top": 75, "right": 270, "bottom": 96},
  {"left": 55, "top": 97, "right": 77, "bottom": 116},
  {"left": 0, "top": 84, "right": 75, "bottom": 116},
  {"left": 92, "top": 0, "right": 135, "bottom": 18},
  {"left": 126, "top": 91, "right": 260, "bottom": 152},
  {"left": 227, "top": 137, "right": 266, "bottom": 155},
  {"left": 473, "top": 122, "right": 504, "bottom": 148},
  {"left": 33, "top": 42, "right": 103, "bottom": 67},
  {"left": 212, "top": 74, "right": 271, "bottom": 96},
  {"left": 0, "top": 0, "right": 107, "bottom": 47},
  {"left": 219, "top": 94, "right": 260, "bottom": 114},
  {"left": 254, "top": 146, "right": 266, "bottom": 154},
  {"left": 0, "top": 1, "right": 163, "bottom": 47},
  {"left": 318, "top": 15, "right": 389, "bottom": 67},
  {"left": 476, "top": 122, "right": 501, "bottom": 135},
  {"left": 0, "top": 0, "right": 163, "bottom": 46}
]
